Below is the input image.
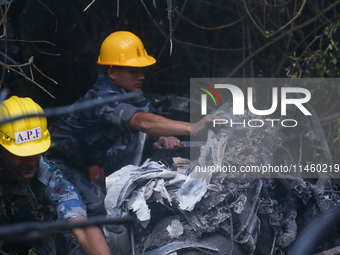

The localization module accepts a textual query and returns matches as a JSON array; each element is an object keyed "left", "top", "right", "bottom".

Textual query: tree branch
[
  {"left": 228, "top": 0, "right": 340, "bottom": 77},
  {"left": 174, "top": 9, "right": 245, "bottom": 30},
  {"left": 0, "top": 55, "right": 55, "bottom": 99},
  {"left": 242, "top": 0, "right": 307, "bottom": 38},
  {"left": 320, "top": 113, "right": 340, "bottom": 125}
]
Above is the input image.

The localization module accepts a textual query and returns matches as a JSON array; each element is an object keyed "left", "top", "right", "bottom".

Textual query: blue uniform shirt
[
  {"left": 47, "top": 74, "right": 155, "bottom": 168},
  {"left": 38, "top": 157, "right": 87, "bottom": 220}
]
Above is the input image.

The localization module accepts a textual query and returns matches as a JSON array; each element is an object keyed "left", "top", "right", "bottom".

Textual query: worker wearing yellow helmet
[
  {"left": 0, "top": 96, "right": 111, "bottom": 255},
  {"left": 97, "top": 31, "right": 156, "bottom": 67},
  {"left": 46, "top": 31, "right": 215, "bottom": 217}
]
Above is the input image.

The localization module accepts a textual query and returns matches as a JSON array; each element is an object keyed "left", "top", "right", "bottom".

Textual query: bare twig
[
  {"left": 29, "top": 64, "right": 34, "bottom": 80},
  {"left": 173, "top": 38, "right": 249, "bottom": 51},
  {"left": 0, "top": 59, "right": 55, "bottom": 99},
  {"left": 299, "top": 34, "right": 325, "bottom": 57},
  {"left": 83, "top": 0, "right": 96, "bottom": 12},
  {"left": 273, "top": 0, "right": 307, "bottom": 36},
  {"left": 265, "top": 0, "right": 293, "bottom": 7},
  {"left": 167, "top": 0, "right": 173, "bottom": 56},
  {"left": 0, "top": 39, "right": 56, "bottom": 46},
  {"left": 243, "top": 0, "right": 268, "bottom": 37},
  {"left": 175, "top": 9, "right": 245, "bottom": 30},
  {"left": 6, "top": 66, "right": 55, "bottom": 98},
  {"left": 0, "top": 1, "right": 8, "bottom": 88},
  {"left": 38, "top": 0, "right": 58, "bottom": 32},
  {"left": 0, "top": 38, "right": 59, "bottom": 56},
  {"left": 0, "top": 0, "right": 13, "bottom": 29},
  {"left": 320, "top": 113, "right": 340, "bottom": 125},
  {"left": 68, "top": 0, "right": 96, "bottom": 54},
  {"left": 2, "top": 55, "right": 57, "bottom": 87},
  {"left": 0, "top": 52, "right": 27, "bottom": 78},
  {"left": 277, "top": 22, "right": 325, "bottom": 76},
  {"left": 32, "top": 62, "right": 58, "bottom": 84},
  {"left": 140, "top": 0, "right": 167, "bottom": 37},
  {"left": 228, "top": 0, "right": 340, "bottom": 77},
  {"left": 243, "top": 0, "right": 307, "bottom": 38},
  {"left": 195, "top": 0, "right": 237, "bottom": 11},
  {"left": 31, "top": 44, "right": 60, "bottom": 56},
  {"left": 173, "top": 0, "right": 187, "bottom": 30},
  {"left": 0, "top": 7, "right": 4, "bottom": 39}
]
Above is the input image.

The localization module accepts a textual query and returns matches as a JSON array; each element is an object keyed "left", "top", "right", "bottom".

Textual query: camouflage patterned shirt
[
  {"left": 38, "top": 157, "right": 87, "bottom": 220},
  {"left": 0, "top": 156, "right": 87, "bottom": 223},
  {"left": 47, "top": 74, "right": 155, "bottom": 168}
]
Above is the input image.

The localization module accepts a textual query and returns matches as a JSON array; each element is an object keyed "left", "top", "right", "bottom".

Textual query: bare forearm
[
  {"left": 74, "top": 226, "right": 111, "bottom": 255},
  {"left": 70, "top": 217, "right": 111, "bottom": 255},
  {"left": 130, "top": 112, "right": 190, "bottom": 137}
]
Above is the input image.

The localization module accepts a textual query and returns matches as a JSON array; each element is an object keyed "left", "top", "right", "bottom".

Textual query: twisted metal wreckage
[{"left": 104, "top": 94, "right": 340, "bottom": 255}]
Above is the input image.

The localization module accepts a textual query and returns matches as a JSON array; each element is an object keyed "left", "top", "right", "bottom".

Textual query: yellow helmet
[
  {"left": 97, "top": 31, "right": 156, "bottom": 67},
  {"left": 0, "top": 96, "right": 50, "bottom": 157}
]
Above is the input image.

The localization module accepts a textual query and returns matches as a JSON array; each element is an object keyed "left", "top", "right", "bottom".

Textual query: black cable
[
  {"left": 0, "top": 215, "right": 136, "bottom": 242},
  {"left": 288, "top": 205, "right": 340, "bottom": 255},
  {"left": 0, "top": 52, "right": 28, "bottom": 79},
  {"left": 0, "top": 91, "right": 143, "bottom": 126}
]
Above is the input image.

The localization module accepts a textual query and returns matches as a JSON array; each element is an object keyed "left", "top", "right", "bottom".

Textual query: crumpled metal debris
[{"left": 104, "top": 95, "right": 340, "bottom": 255}]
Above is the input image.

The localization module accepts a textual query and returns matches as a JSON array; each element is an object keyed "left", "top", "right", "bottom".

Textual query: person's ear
[{"left": 107, "top": 67, "right": 116, "bottom": 80}]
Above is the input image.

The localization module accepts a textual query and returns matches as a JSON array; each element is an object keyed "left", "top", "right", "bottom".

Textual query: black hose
[
  {"left": 0, "top": 215, "right": 136, "bottom": 242},
  {"left": 0, "top": 91, "right": 143, "bottom": 126},
  {"left": 288, "top": 206, "right": 340, "bottom": 255}
]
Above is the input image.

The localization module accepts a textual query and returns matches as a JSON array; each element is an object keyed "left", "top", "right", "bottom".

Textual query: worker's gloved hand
[{"left": 153, "top": 136, "right": 181, "bottom": 150}]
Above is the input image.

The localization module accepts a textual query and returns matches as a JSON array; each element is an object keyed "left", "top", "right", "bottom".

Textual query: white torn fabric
[
  {"left": 105, "top": 160, "right": 188, "bottom": 226},
  {"left": 153, "top": 192, "right": 164, "bottom": 205},
  {"left": 166, "top": 219, "right": 184, "bottom": 238},
  {"left": 105, "top": 160, "right": 210, "bottom": 225},
  {"left": 153, "top": 179, "right": 172, "bottom": 206},
  {"left": 176, "top": 176, "right": 209, "bottom": 211},
  {"left": 127, "top": 188, "right": 150, "bottom": 228},
  {"left": 144, "top": 180, "right": 157, "bottom": 200},
  {"left": 172, "top": 157, "right": 191, "bottom": 174},
  {"left": 105, "top": 161, "right": 169, "bottom": 217}
]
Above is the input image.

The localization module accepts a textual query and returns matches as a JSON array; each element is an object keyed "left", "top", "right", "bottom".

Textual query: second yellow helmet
[{"left": 0, "top": 96, "right": 50, "bottom": 157}]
